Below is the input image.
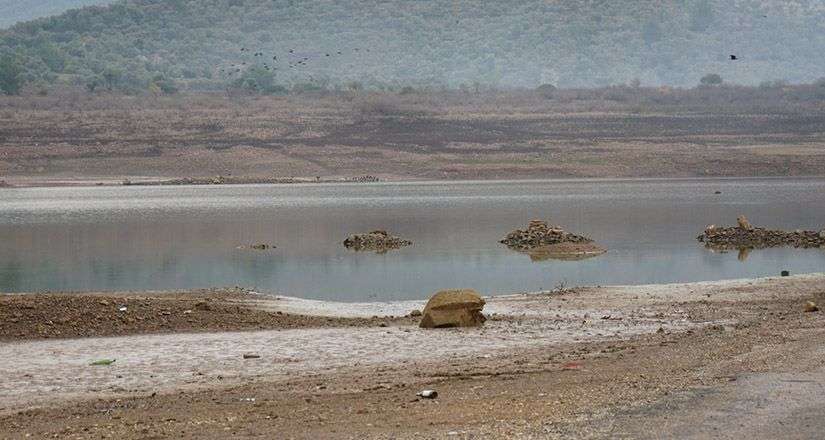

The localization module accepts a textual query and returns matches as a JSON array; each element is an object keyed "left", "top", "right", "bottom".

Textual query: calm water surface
[{"left": 1, "top": 179, "right": 824, "bottom": 301}]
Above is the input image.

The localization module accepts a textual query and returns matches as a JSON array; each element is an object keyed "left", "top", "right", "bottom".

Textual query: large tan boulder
[{"left": 419, "top": 289, "right": 486, "bottom": 329}]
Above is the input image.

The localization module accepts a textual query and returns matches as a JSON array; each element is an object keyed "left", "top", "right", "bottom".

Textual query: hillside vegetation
[
  {"left": 0, "top": 0, "right": 114, "bottom": 28},
  {"left": 1, "top": 0, "right": 824, "bottom": 94}
]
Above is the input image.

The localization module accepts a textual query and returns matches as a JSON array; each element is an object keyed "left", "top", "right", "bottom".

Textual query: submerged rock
[
  {"left": 525, "top": 242, "right": 607, "bottom": 261},
  {"left": 500, "top": 220, "right": 606, "bottom": 259},
  {"left": 698, "top": 216, "right": 825, "bottom": 250},
  {"left": 343, "top": 230, "right": 412, "bottom": 253},
  {"left": 419, "top": 289, "right": 486, "bottom": 329}
]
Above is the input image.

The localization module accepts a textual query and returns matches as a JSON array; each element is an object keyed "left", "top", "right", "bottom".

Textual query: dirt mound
[
  {"left": 343, "top": 230, "right": 412, "bottom": 253},
  {"left": 698, "top": 216, "right": 825, "bottom": 250}
]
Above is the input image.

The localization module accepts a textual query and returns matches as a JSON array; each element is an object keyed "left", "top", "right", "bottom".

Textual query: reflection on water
[{"left": 1, "top": 178, "right": 824, "bottom": 301}]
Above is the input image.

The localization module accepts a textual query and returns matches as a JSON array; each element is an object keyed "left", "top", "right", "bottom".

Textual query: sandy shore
[{"left": 1, "top": 274, "right": 824, "bottom": 439}]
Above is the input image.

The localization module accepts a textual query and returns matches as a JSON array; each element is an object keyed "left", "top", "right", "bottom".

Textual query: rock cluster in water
[
  {"left": 500, "top": 220, "right": 596, "bottom": 250},
  {"left": 698, "top": 215, "right": 825, "bottom": 249},
  {"left": 343, "top": 230, "right": 412, "bottom": 253}
]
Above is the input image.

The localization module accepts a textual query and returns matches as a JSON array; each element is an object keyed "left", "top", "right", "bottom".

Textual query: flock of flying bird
[{"left": 219, "top": 46, "right": 370, "bottom": 77}]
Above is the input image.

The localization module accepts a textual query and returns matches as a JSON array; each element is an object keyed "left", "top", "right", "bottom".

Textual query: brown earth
[
  {"left": 2, "top": 92, "right": 825, "bottom": 185},
  {"left": 1, "top": 276, "right": 824, "bottom": 439},
  {"left": 0, "top": 289, "right": 406, "bottom": 342}
]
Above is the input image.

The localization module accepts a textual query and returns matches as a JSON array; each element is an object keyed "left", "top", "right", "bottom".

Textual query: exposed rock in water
[
  {"left": 698, "top": 216, "right": 825, "bottom": 250},
  {"left": 249, "top": 244, "right": 274, "bottom": 250},
  {"left": 500, "top": 220, "right": 606, "bottom": 259},
  {"left": 419, "top": 289, "right": 486, "bottom": 329},
  {"left": 343, "top": 230, "right": 412, "bottom": 253}
]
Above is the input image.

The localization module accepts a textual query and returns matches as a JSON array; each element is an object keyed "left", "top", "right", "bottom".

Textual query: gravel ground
[{"left": 1, "top": 274, "right": 823, "bottom": 439}]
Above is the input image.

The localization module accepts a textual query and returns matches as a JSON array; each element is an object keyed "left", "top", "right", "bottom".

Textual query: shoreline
[
  {"left": 2, "top": 274, "right": 824, "bottom": 438},
  {"left": 3, "top": 174, "right": 825, "bottom": 189}
]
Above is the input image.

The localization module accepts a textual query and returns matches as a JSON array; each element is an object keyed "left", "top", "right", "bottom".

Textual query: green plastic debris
[{"left": 90, "top": 359, "right": 116, "bottom": 366}]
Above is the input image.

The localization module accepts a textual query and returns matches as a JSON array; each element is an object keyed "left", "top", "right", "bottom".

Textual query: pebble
[{"left": 417, "top": 390, "right": 438, "bottom": 399}]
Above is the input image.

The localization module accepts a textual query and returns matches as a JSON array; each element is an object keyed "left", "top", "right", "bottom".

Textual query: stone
[
  {"left": 804, "top": 301, "right": 819, "bottom": 313},
  {"left": 417, "top": 389, "right": 438, "bottom": 399},
  {"left": 737, "top": 215, "right": 753, "bottom": 230},
  {"left": 419, "top": 289, "right": 486, "bottom": 329},
  {"left": 409, "top": 309, "right": 422, "bottom": 317}
]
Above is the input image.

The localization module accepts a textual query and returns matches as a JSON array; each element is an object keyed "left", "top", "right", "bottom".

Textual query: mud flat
[{"left": 1, "top": 274, "right": 824, "bottom": 439}]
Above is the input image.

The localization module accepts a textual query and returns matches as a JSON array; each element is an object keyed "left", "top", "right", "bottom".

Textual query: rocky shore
[
  {"left": 343, "top": 230, "right": 412, "bottom": 253},
  {"left": 500, "top": 220, "right": 606, "bottom": 258},
  {"left": 122, "top": 175, "right": 380, "bottom": 186},
  {"left": 698, "top": 215, "right": 825, "bottom": 249}
]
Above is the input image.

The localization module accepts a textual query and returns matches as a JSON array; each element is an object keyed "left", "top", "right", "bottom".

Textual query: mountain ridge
[{"left": 1, "top": 0, "right": 824, "bottom": 93}]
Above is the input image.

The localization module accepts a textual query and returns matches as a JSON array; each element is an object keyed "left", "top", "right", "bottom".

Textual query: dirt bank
[
  {"left": 3, "top": 94, "right": 825, "bottom": 182},
  {"left": 1, "top": 274, "right": 824, "bottom": 439},
  {"left": 0, "top": 289, "right": 404, "bottom": 342}
]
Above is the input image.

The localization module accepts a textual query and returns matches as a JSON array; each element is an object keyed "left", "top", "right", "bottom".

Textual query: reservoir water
[{"left": 1, "top": 178, "right": 823, "bottom": 301}]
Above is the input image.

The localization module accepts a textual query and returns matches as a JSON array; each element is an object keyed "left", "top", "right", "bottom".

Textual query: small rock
[
  {"left": 243, "top": 353, "right": 261, "bottom": 359},
  {"left": 417, "top": 390, "right": 438, "bottom": 399},
  {"left": 194, "top": 301, "right": 211, "bottom": 311},
  {"left": 409, "top": 309, "right": 422, "bottom": 317},
  {"left": 804, "top": 301, "right": 819, "bottom": 313},
  {"left": 781, "top": 270, "right": 790, "bottom": 277}
]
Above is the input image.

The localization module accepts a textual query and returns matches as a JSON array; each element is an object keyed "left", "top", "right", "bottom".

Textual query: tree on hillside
[
  {"left": 150, "top": 74, "right": 178, "bottom": 95},
  {"left": 231, "top": 66, "right": 286, "bottom": 95},
  {"left": 536, "top": 83, "right": 557, "bottom": 98},
  {"left": 102, "top": 66, "right": 123, "bottom": 91},
  {"left": 699, "top": 73, "right": 723, "bottom": 86},
  {"left": 0, "top": 55, "right": 23, "bottom": 95}
]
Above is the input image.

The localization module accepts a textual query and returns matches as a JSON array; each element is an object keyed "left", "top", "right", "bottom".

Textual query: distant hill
[
  {"left": 0, "top": 0, "right": 114, "bottom": 28},
  {"left": 1, "top": 0, "right": 824, "bottom": 94}
]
